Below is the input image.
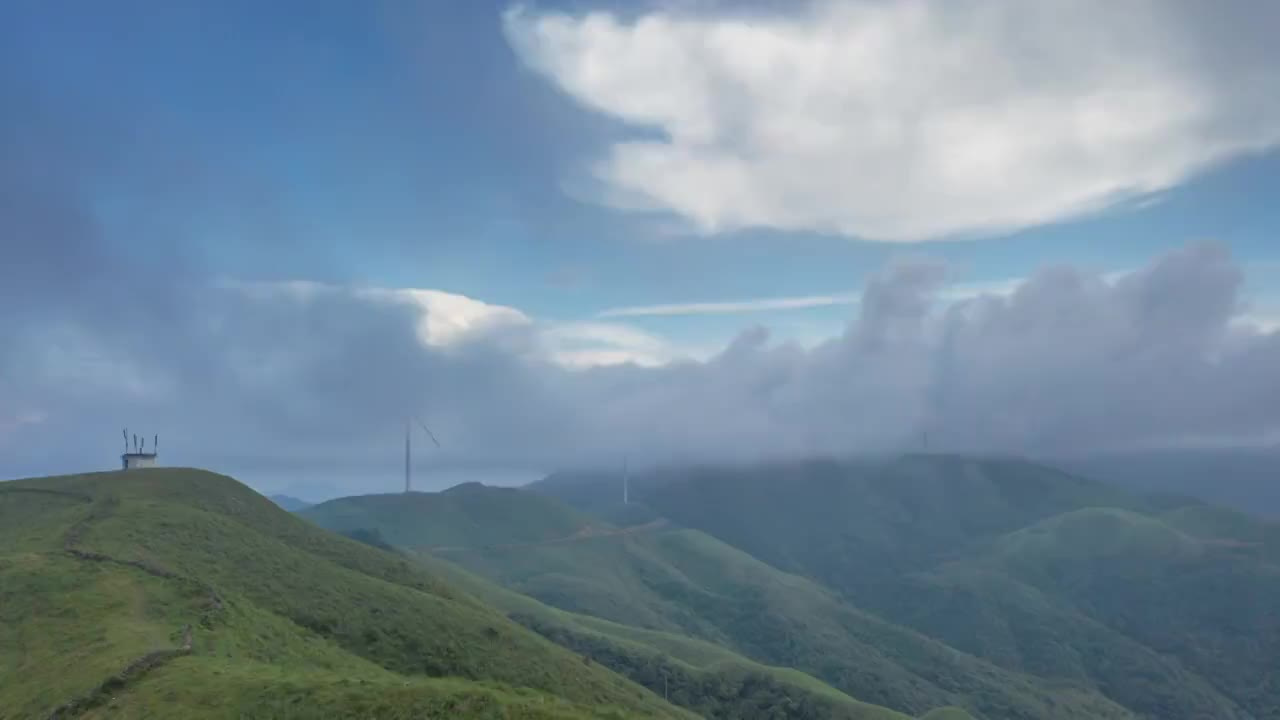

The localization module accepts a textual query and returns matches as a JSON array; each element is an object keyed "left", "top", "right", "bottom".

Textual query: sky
[{"left": 3, "top": 0, "right": 1279, "bottom": 498}]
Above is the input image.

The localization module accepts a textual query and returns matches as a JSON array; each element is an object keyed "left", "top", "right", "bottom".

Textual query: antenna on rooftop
[
  {"left": 404, "top": 417, "right": 441, "bottom": 494},
  {"left": 119, "top": 428, "right": 160, "bottom": 470}
]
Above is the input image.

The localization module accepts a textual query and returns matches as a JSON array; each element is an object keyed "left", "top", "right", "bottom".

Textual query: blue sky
[
  {"left": 3, "top": 0, "right": 1279, "bottom": 493},
  {"left": 11, "top": 0, "right": 1279, "bottom": 332}
]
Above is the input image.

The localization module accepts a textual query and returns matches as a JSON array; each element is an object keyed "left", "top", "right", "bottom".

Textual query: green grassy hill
[
  {"left": 530, "top": 454, "right": 1280, "bottom": 719},
  {"left": 298, "top": 482, "right": 958, "bottom": 719},
  {"left": 416, "top": 552, "right": 917, "bottom": 720},
  {"left": 301, "top": 482, "right": 600, "bottom": 549},
  {"left": 0, "top": 469, "right": 691, "bottom": 720},
  {"left": 429, "top": 525, "right": 1133, "bottom": 720},
  {"left": 885, "top": 506, "right": 1279, "bottom": 719},
  {"left": 624, "top": 455, "right": 1145, "bottom": 599}
]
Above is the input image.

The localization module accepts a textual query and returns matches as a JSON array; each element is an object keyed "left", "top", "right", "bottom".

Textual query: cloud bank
[
  {"left": 504, "top": 0, "right": 1280, "bottom": 240},
  {"left": 5, "top": 226, "right": 1279, "bottom": 493}
]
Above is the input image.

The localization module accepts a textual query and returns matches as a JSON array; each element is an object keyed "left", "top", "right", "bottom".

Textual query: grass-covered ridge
[
  {"left": 301, "top": 481, "right": 600, "bottom": 549},
  {"left": 0, "top": 468, "right": 691, "bottom": 719},
  {"left": 434, "top": 523, "right": 1134, "bottom": 719},
  {"left": 417, "top": 552, "right": 917, "bottom": 720},
  {"left": 577, "top": 455, "right": 1280, "bottom": 720}
]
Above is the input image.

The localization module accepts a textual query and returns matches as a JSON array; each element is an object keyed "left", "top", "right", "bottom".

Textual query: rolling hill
[
  {"left": 415, "top": 551, "right": 926, "bottom": 720},
  {"left": 301, "top": 481, "right": 601, "bottom": 549},
  {"left": 267, "top": 494, "right": 313, "bottom": 512},
  {"left": 882, "top": 506, "right": 1280, "bottom": 719},
  {"left": 531, "top": 454, "right": 1280, "bottom": 719},
  {"left": 306, "top": 482, "right": 1129, "bottom": 718},
  {"left": 0, "top": 469, "right": 692, "bottom": 719},
  {"left": 431, "top": 522, "right": 1131, "bottom": 720}
]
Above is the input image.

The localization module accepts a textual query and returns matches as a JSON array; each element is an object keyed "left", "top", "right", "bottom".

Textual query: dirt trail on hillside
[{"left": 27, "top": 493, "right": 226, "bottom": 719}]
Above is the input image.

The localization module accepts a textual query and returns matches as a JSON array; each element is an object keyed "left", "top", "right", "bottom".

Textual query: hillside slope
[
  {"left": 627, "top": 455, "right": 1144, "bottom": 596},
  {"left": 0, "top": 469, "right": 691, "bottom": 720},
  {"left": 417, "top": 553, "right": 919, "bottom": 720},
  {"left": 431, "top": 525, "right": 1133, "bottom": 720},
  {"left": 887, "top": 507, "right": 1278, "bottom": 719},
  {"left": 303, "top": 482, "right": 929, "bottom": 719},
  {"left": 532, "top": 454, "right": 1280, "bottom": 719},
  {"left": 301, "top": 482, "right": 599, "bottom": 549}
]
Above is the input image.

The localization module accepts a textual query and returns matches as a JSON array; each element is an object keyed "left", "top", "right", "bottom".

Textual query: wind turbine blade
[{"left": 415, "top": 419, "right": 441, "bottom": 447}]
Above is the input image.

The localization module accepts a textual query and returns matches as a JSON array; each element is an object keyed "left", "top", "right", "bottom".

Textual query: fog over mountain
[{"left": 5, "top": 213, "right": 1277, "bottom": 494}]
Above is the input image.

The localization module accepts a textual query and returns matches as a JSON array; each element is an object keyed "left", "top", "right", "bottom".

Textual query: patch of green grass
[
  {"left": 83, "top": 659, "right": 644, "bottom": 719},
  {"left": 0, "top": 552, "right": 204, "bottom": 718}
]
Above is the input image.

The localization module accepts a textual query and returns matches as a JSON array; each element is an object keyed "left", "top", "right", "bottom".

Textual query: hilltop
[
  {"left": 0, "top": 468, "right": 690, "bottom": 719},
  {"left": 267, "top": 494, "right": 313, "bottom": 512},
  {"left": 301, "top": 481, "right": 600, "bottom": 549}
]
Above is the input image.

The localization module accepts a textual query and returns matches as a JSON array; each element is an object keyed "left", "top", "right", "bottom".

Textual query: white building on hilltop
[
  {"left": 121, "top": 452, "right": 157, "bottom": 470},
  {"left": 121, "top": 429, "right": 158, "bottom": 470}
]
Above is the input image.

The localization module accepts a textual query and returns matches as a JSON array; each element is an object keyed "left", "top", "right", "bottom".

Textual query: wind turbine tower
[
  {"left": 622, "top": 457, "right": 630, "bottom": 505},
  {"left": 404, "top": 417, "right": 440, "bottom": 494}
]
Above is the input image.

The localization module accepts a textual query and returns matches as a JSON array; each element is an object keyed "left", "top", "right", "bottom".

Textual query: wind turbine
[
  {"left": 404, "top": 418, "right": 440, "bottom": 494},
  {"left": 622, "top": 456, "right": 630, "bottom": 506}
]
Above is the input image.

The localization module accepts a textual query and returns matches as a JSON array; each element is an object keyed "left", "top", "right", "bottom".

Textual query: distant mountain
[
  {"left": 437, "top": 522, "right": 1131, "bottom": 719},
  {"left": 881, "top": 505, "right": 1276, "bottom": 719},
  {"left": 0, "top": 469, "right": 688, "bottom": 719},
  {"left": 300, "top": 481, "right": 601, "bottom": 549},
  {"left": 1057, "top": 447, "right": 1280, "bottom": 517},
  {"left": 534, "top": 453, "right": 1280, "bottom": 720},
  {"left": 267, "top": 493, "right": 312, "bottom": 512},
  {"left": 301, "top": 481, "right": 980, "bottom": 719},
  {"left": 529, "top": 470, "right": 663, "bottom": 528}
]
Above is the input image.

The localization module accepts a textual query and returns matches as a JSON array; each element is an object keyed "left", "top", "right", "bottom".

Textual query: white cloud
[
  {"left": 359, "top": 288, "right": 533, "bottom": 348},
  {"left": 1236, "top": 309, "right": 1280, "bottom": 334},
  {"left": 504, "top": 1, "right": 1280, "bottom": 241},
  {"left": 541, "top": 321, "right": 686, "bottom": 368},
  {"left": 228, "top": 281, "right": 694, "bottom": 369},
  {"left": 598, "top": 292, "right": 860, "bottom": 318},
  {"left": 595, "top": 275, "right": 1088, "bottom": 319}
]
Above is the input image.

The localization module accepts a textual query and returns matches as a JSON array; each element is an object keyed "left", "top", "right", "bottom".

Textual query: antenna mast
[{"left": 623, "top": 457, "right": 630, "bottom": 505}]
